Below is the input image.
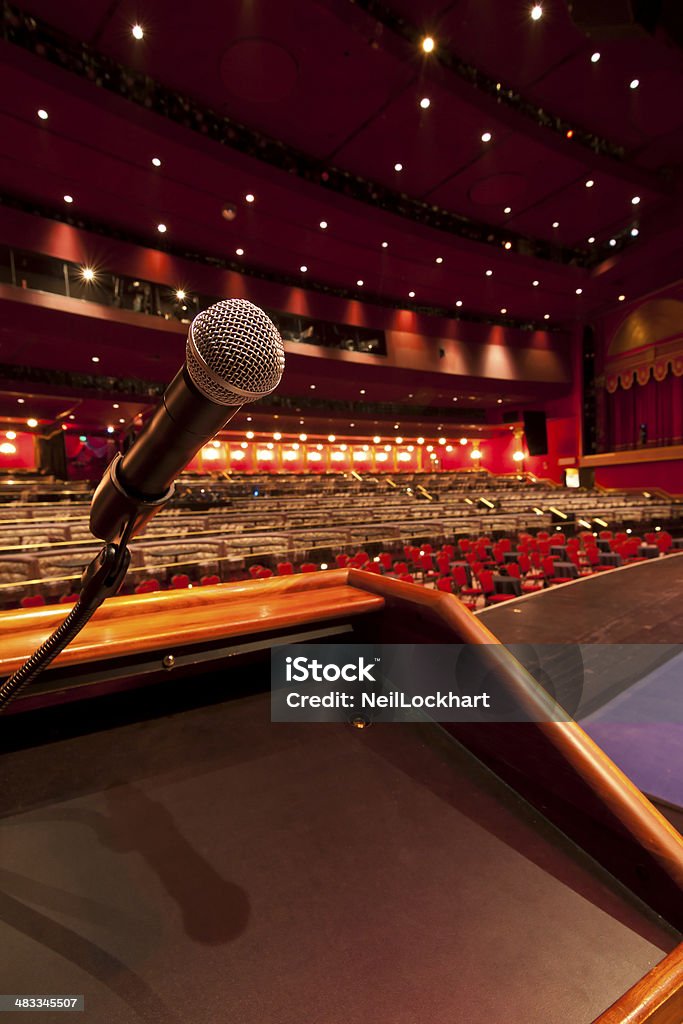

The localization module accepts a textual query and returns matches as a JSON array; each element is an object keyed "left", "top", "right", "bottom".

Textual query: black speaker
[{"left": 523, "top": 411, "right": 548, "bottom": 456}]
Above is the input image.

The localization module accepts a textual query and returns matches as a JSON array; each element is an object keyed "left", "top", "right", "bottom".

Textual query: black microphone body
[{"left": 90, "top": 299, "right": 285, "bottom": 543}]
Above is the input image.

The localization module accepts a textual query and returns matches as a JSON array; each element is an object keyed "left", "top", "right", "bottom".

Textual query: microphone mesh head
[{"left": 186, "top": 299, "right": 285, "bottom": 406}]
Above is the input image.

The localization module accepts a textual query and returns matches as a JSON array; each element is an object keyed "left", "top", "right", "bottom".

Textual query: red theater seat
[
  {"left": 59, "top": 592, "right": 80, "bottom": 603},
  {"left": 20, "top": 594, "right": 46, "bottom": 608},
  {"left": 277, "top": 562, "right": 294, "bottom": 575},
  {"left": 135, "top": 579, "right": 161, "bottom": 595},
  {"left": 200, "top": 575, "right": 220, "bottom": 586},
  {"left": 171, "top": 574, "right": 191, "bottom": 589}
]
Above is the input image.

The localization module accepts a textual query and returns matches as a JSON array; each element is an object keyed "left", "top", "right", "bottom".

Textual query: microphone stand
[{"left": 0, "top": 515, "right": 134, "bottom": 714}]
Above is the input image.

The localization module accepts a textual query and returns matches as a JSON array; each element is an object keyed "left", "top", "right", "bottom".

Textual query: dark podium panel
[{"left": 1, "top": 570, "right": 682, "bottom": 1023}]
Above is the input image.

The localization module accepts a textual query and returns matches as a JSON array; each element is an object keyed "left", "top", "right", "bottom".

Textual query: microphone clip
[{"left": 90, "top": 453, "right": 175, "bottom": 544}]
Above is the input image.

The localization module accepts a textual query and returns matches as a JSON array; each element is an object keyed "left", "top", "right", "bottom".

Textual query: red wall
[
  {"left": 595, "top": 460, "right": 683, "bottom": 497},
  {"left": 0, "top": 430, "right": 36, "bottom": 471}
]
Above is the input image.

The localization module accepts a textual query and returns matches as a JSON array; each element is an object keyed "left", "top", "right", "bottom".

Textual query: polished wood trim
[
  {"left": 0, "top": 570, "right": 383, "bottom": 674},
  {"left": 581, "top": 445, "right": 683, "bottom": 467},
  {"left": 592, "top": 943, "right": 683, "bottom": 1024},
  {"left": 348, "top": 570, "right": 683, "bottom": 894}
]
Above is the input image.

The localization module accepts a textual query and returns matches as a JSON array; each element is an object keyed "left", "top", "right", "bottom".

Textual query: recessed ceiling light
[
  {"left": 481, "top": 131, "right": 492, "bottom": 142},
  {"left": 381, "top": 241, "right": 388, "bottom": 248},
  {"left": 360, "top": 389, "right": 366, "bottom": 395},
  {"left": 408, "top": 290, "right": 415, "bottom": 298},
  {"left": 157, "top": 223, "right": 167, "bottom": 233},
  {"left": 246, "top": 430, "right": 254, "bottom": 439},
  {"left": 299, "top": 434, "right": 307, "bottom": 441},
  {"left": 132, "top": 24, "right": 144, "bottom": 39},
  {"left": 27, "top": 418, "right": 38, "bottom": 428},
  {"left": 37, "top": 109, "right": 48, "bottom": 120},
  {"left": 394, "top": 162, "right": 403, "bottom": 172},
  {"left": 618, "top": 294, "right": 626, "bottom": 301},
  {"left": 500, "top": 307, "right": 507, "bottom": 314},
  {"left": 631, "top": 227, "right": 639, "bottom": 237},
  {"left": 319, "top": 220, "right": 328, "bottom": 229},
  {"left": 5, "top": 431, "right": 16, "bottom": 440},
  {"left": 531, "top": 4, "right": 543, "bottom": 20},
  {"left": 455, "top": 300, "right": 462, "bottom": 307},
  {"left": 591, "top": 52, "right": 601, "bottom": 63},
  {"left": 504, "top": 206, "right": 512, "bottom": 214},
  {"left": 504, "top": 241, "right": 512, "bottom": 249},
  {"left": 532, "top": 280, "right": 539, "bottom": 287},
  {"left": 552, "top": 221, "right": 560, "bottom": 228},
  {"left": 245, "top": 193, "right": 255, "bottom": 203},
  {"left": 91, "top": 356, "right": 100, "bottom": 363},
  {"left": 151, "top": 157, "right": 161, "bottom": 167},
  {"left": 273, "top": 432, "right": 282, "bottom": 440},
  {"left": 588, "top": 236, "right": 595, "bottom": 243},
  {"left": 497, "top": 398, "right": 503, "bottom": 404},
  {"left": 419, "top": 97, "right": 431, "bottom": 109},
  {"left": 356, "top": 279, "right": 364, "bottom": 286},
  {"left": 576, "top": 288, "right": 583, "bottom": 295},
  {"left": 119, "top": 418, "right": 125, "bottom": 423},
  {"left": 630, "top": 78, "right": 639, "bottom": 89},
  {"left": 543, "top": 313, "right": 550, "bottom": 320},
  {"left": 310, "top": 384, "right": 316, "bottom": 389},
  {"left": 585, "top": 179, "right": 594, "bottom": 188},
  {"left": 435, "top": 256, "right": 443, "bottom": 264},
  {"left": 113, "top": 404, "right": 119, "bottom": 409},
  {"left": 69, "top": 415, "right": 75, "bottom": 420},
  {"left": 63, "top": 194, "right": 73, "bottom": 204},
  {"left": 17, "top": 398, "right": 24, "bottom": 404},
  {"left": 422, "top": 36, "right": 435, "bottom": 53},
  {"left": 236, "top": 248, "right": 244, "bottom": 256},
  {"left": 300, "top": 265, "right": 308, "bottom": 272},
  {"left": 631, "top": 195, "right": 640, "bottom": 205},
  {"left": 485, "top": 269, "right": 493, "bottom": 276},
  {"left": 452, "top": 397, "right": 458, "bottom": 402},
  {"left": 609, "top": 238, "right": 616, "bottom": 246}
]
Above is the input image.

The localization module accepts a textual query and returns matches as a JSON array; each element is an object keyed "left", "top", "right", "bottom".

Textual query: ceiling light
[
  {"left": 319, "top": 220, "right": 328, "bottom": 229},
  {"left": 273, "top": 432, "right": 282, "bottom": 440},
  {"left": 394, "top": 162, "right": 403, "bottom": 172},
  {"left": 452, "top": 397, "right": 458, "bottom": 402},
  {"left": 585, "top": 179, "right": 594, "bottom": 188},
  {"left": 356, "top": 279, "right": 364, "bottom": 286},
  {"left": 460, "top": 438, "right": 467, "bottom": 445},
  {"left": 37, "top": 109, "right": 48, "bottom": 120},
  {"left": 422, "top": 36, "right": 435, "bottom": 52},
  {"left": 552, "top": 221, "right": 559, "bottom": 228},
  {"left": 132, "top": 24, "right": 144, "bottom": 39},
  {"left": 300, "top": 265, "right": 308, "bottom": 272},
  {"left": 530, "top": 4, "right": 543, "bottom": 20},
  {"left": 221, "top": 203, "right": 237, "bottom": 221},
  {"left": 576, "top": 288, "right": 583, "bottom": 295},
  {"left": 481, "top": 132, "right": 492, "bottom": 142},
  {"left": 360, "top": 389, "right": 366, "bottom": 395},
  {"left": 27, "top": 418, "right": 38, "bottom": 428},
  {"left": 420, "top": 97, "right": 431, "bottom": 109},
  {"left": 112, "top": 403, "right": 119, "bottom": 409},
  {"left": 81, "top": 267, "right": 95, "bottom": 281},
  {"left": 631, "top": 227, "right": 639, "bottom": 237},
  {"left": 63, "top": 195, "right": 73, "bottom": 204},
  {"left": 500, "top": 307, "right": 507, "bottom": 314},
  {"left": 310, "top": 384, "right": 316, "bottom": 389},
  {"left": 485, "top": 270, "right": 493, "bottom": 277},
  {"left": 396, "top": 436, "right": 403, "bottom": 443},
  {"left": 381, "top": 241, "right": 388, "bottom": 248},
  {"left": 497, "top": 398, "right": 503, "bottom": 404},
  {"left": 566, "top": 129, "right": 574, "bottom": 138},
  {"left": 438, "top": 437, "right": 446, "bottom": 445},
  {"left": 152, "top": 157, "right": 161, "bottom": 167},
  {"left": 544, "top": 313, "right": 550, "bottom": 320},
  {"left": 435, "top": 256, "right": 443, "bottom": 264},
  {"left": 513, "top": 450, "right": 525, "bottom": 462},
  {"left": 631, "top": 195, "right": 640, "bottom": 205},
  {"left": 630, "top": 78, "right": 639, "bottom": 89},
  {"left": 235, "top": 248, "right": 244, "bottom": 256},
  {"left": 618, "top": 294, "right": 626, "bottom": 301},
  {"left": 157, "top": 223, "right": 167, "bottom": 233},
  {"left": 504, "top": 241, "right": 512, "bottom": 249},
  {"left": 175, "top": 289, "right": 185, "bottom": 300},
  {"left": 591, "top": 52, "right": 600, "bottom": 63},
  {"left": 6, "top": 431, "right": 16, "bottom": 440},
  {"left": 417, "top": 437, "right": 425, "bottom": 445},
  {"left": 373, "top": 436, "right": 381, "bottom": 444},
  {"left": 470, "top": 449, "right": 483, "bottom": 459},
  {"left": 455, "top": 299, "right": 462, "bottom": 307},
  {"left": 328, "top": 435, "right": 336, "bottom": 442},
  {"left": 119, "top": 418, "right": 125, "bottom": 423},
  {"left": 609, "top": 238, "right": 616, "bottom": 247},
  {"left": 17, "top": 398, "right": 24, "bottom": 404},
  {"left": 299, "top": 433, "right": 307, "bottom": 441},
  {"left": 245, "top": 194, "right": 255, "bottom": 203},
  {"left": 588, "top": 236, "right": 595, "bottom": 243},
  {"left": 408, "top": 290, "right": 415, "bottom": 298},
  {"left": 504, "top": 206, "right": 512, "bottom": 214},
  {"left": 532, "top": 280, "right": 539, "bottom": 287},
  {"left": 246, "top": 431, "right": 254, "bottom": 439},
  {"left": 247, "top": 416, "right": 252, "bottom": 421}
]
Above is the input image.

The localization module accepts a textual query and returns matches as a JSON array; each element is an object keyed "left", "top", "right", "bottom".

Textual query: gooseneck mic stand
[{"left": 0, "top": 515, "right": 134, "bottom": 714}]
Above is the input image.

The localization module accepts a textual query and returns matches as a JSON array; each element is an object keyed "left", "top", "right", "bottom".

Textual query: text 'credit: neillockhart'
[{"left": 284, "top": 691, "right": 491, "bottom": 709}]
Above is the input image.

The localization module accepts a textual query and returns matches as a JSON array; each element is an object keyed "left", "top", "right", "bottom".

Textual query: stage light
[
  {"left": 552, "top": 221, "right": 560, "bottom": 228},
  {"left": 588, "top": 236, "right": 595, "bottom": 243},
  {"left": 460, "top": 438, "right": 467, "bottom": 445},
  {"left": 504, "top": 241, "right": 512, "bottom": 250},
  {"left": 500, "top": 307, "right": 507, "bottom": 314},
  {"left": 631, "top": 228, "right": 639, "bottom": 237},
  {"left": 310, "top": 384, "right": 316, "bottom": 390},
  {"left": 533, "top": 280, "right": 539, "bottom": 286},
  {"left": 396, "top": 436, "right": 403, "bottom": 444},
  {"left": 231, "top": 450, "right": 245, "bottom": 461},
  {"left": 328, "top": 435, "right": 336, "bottom": 442},
  {"left": 609, "top": 238, "right": 616, "bottom": 247},
  {"left": 107, "top": 426, "right": 114, "bottom": 434},
  {"left": 513, "top": 451, "right": 524, "bottom": 462},
  {"left": 373, "top": 436, "right": 381, "bottom": 444},
  {"left": 0, "top": 442, "right": 16, "bottom": 455},
  {"left": 240, "top": 442, "right": 248, "bottom": 449},
  {"left": 470, "top": 449, "right": 483, "bottom": 459}
]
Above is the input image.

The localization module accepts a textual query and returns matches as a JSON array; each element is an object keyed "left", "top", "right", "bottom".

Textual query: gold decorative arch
[{"left": 605, "top": 298, "right": 683, "bottom": 392}]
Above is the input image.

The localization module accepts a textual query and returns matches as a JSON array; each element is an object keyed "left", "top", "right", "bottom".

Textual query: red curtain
[{"left": 603, "top": 374, "right": 683, "bottom": 449}]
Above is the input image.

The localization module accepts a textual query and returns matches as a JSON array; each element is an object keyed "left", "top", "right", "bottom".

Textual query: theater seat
[
  {"left": 59, "top": 592, "right": 80, "bottom": 603},
  {"left": 200, "top": 575, "right": 220, "bottom": 586},
  {"left": 171, "top": 574, "right": 191, "bottom": 589},
  {"left": 135, "top": 579, "right": 161, "bottom": 595},
  {"left": 20, "top": 594, "right": 46, "bottom": 608}
]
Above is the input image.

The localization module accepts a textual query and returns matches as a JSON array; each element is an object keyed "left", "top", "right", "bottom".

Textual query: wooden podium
[{"left": 1, "top": 569, "right": 681, "bottom": 1023}]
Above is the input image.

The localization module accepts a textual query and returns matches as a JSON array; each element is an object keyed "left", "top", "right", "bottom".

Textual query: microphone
[{"left": 90, "top": 299, "right": 285, "bottom": 543}]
